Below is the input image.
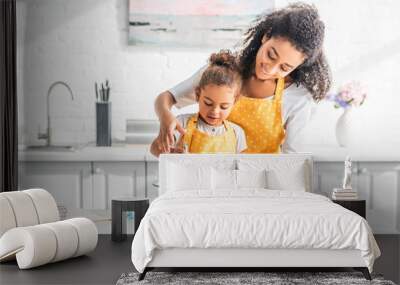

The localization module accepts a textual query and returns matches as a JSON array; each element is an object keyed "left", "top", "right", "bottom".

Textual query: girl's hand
[
  {"left": 170, "top": 147, "right": 184, "bottom": 153},
  {"left": 158, "top": 112, "right": 185, "bottom": 153}
]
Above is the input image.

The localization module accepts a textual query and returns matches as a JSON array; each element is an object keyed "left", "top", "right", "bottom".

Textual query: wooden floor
[
  {"left": 0, "top": 235, "right": 399, "bottom": 285},
  {"left": 0, "top": 235, "right": 134, "bottom": 285}
]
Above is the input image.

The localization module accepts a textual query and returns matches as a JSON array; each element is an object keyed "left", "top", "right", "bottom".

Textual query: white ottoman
[{"left": 0, "top": 189, "right": 98, "bottom": 269}]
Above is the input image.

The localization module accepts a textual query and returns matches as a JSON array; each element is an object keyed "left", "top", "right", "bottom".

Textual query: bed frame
[
  {"left": 138, "top": 154, "right": 372, "bottom": 281},
  {"left": 139, "top": 248, "right": 371, "bottom": 280}
]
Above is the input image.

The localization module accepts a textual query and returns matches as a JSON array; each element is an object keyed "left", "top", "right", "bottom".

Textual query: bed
[{"left": 131, "top": 154, "right": 380, "bottom": 281}]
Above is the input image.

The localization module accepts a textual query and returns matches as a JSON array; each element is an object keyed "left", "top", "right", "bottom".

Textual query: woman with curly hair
[{"left": 154, "top": 2, "right": 331, "bottom": 153}]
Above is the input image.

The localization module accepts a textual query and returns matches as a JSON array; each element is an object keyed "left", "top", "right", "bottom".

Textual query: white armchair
[{"left": 0, "top": 188, "right": 98, "bottom": 269}]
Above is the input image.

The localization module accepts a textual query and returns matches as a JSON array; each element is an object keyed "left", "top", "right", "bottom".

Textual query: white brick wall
[
  {"left": 17, "top": 0, "right": 400, "bottom": 149},
  {"left": 279, "top": 0, "right": 400, "bottom": 148},
  {"left": 17, "top": 0, "right": 208, "bottom": 145}
]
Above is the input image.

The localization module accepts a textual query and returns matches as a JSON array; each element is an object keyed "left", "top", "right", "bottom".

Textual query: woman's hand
[
  {"left": 154, "top": 91, "right": 185, "bottom": 153},
  {"left": 158, "top": 111, "right": 185, "bottom": 153}
]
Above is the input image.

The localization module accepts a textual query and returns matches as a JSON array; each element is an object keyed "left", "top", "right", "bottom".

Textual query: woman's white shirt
[{"left": 168, "top": 66, "right": 316, "bottom": 153}]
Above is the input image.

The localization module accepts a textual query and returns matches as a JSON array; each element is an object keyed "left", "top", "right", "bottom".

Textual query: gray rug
[{"left": 116, "top": 271, "right": 396, "bottom": 285}]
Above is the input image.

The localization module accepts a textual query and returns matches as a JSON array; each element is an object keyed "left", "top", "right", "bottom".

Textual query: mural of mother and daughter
[{"left": 150, "top": 2, "right": 331, "bottom": 157}]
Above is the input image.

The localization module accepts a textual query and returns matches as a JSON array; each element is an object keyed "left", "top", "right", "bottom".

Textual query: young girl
[{"left": 150, "top": 50, "right": 247, "bottom": 157}]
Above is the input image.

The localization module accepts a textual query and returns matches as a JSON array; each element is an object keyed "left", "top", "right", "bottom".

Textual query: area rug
[{"left": 116, "top": 271, "right": 396, "bottom": 285}]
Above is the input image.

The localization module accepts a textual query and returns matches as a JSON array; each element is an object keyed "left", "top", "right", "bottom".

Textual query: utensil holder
[{"left": 96, "top": 102, "right": 112, "bottom": 146}]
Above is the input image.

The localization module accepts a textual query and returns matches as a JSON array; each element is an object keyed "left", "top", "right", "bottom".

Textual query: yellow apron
[
  {"left": 228, "top": 77, "right": 285, "bottom": 153},
  {"left": 182, "top": 114, "right": 237, "bottom": 153}
]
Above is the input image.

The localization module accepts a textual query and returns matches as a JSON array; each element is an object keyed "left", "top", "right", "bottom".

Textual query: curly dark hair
[
  {"left": 238, "top": 2, "right": 331, "bottom": 101},
  {"left": 196, "top": 49, "right": 242, "bottom": 98}
]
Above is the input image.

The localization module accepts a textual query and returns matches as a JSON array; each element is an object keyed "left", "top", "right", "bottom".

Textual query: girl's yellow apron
[
  {"left": 228, "top": 77, "right": 285, "bottom": 153},
  {"left": 181, "top": 114, "right": 237, "bottom": 153}
]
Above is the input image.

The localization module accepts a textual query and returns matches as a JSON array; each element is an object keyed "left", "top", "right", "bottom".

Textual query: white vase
[{"left": 336, "top": 108, "right": 354, "bottom": 147}]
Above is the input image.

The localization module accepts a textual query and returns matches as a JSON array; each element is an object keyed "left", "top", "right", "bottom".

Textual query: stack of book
[{"left": 332, "top": 188, "right": 358, "bottom": 200}]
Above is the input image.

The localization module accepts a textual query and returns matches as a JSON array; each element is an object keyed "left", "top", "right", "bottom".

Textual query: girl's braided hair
[{"left": 238, "top": 2, "right": 331, "bottom": 101}]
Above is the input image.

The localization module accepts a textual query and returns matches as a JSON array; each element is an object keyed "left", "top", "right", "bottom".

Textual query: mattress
[{"left": 131, "top": 189, "right": 380, "bottom": 273}]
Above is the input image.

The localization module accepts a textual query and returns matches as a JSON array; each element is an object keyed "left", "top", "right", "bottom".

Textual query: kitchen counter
[
  {"left": 18, "top": 144, "right": 153, "bottom": 162},
  {"left": 18, "top": 144, "right": 400, "bottom": 162}
]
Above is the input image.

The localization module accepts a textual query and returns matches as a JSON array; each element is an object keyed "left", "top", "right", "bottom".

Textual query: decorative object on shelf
[
  {"left": 95, "top": 80, "right": 112, "bottom": 146},
  {"left": 332, "top": 188, "right": 358, "bottom": 200},
  {"left": 342, "top": 155, "right": 352, "bottom": 190},
  {"left": 332, "top": 156, "right": 358, "bottom": 200},
  {"left": 327, "top": 81, "right": 367, "bottom": 147},
  {"left": 335, "top": 108, "right": 354, "bottom": 147}
]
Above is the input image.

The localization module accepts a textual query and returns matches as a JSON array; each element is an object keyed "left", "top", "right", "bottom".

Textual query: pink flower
[{"left": 328, "top": 81, "right": 367, "bottom": 109}]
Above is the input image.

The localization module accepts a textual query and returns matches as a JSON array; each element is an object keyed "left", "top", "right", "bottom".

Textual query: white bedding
[{"left": 131, "top": 189, "right": 380, "bottom": 273}]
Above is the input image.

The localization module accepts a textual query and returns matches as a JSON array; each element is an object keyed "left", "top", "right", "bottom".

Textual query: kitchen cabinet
[
  {"left": 19, "top": 161, "right": 146, "bottom": 234},
  {"left": 19, "top": 159, "right": 400, "bottom": 234},
  {"left": 19, "top": 162, "right": 92, "bottom": 210},
  {"left": 91, "top": 162, "right": 146, "bottom": 210},
  {"left": 19, "top": 161, "right": 146, "bottom": 211}
]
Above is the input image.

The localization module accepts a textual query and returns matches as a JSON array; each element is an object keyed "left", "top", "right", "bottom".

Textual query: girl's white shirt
[
  {"left": 174, "top": 113, "right": 247, "bottom": 154},
  {"left": 169, "top": 66, "right": 316, "bottom": 153}
]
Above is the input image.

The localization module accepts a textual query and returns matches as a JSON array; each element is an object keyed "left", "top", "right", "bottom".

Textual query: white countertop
[
  {"left": 18, "top": 144, "right": 400, "bottom": 162},
  {"left": 18, "top": 143, "right": 157, "bottom": 162}
]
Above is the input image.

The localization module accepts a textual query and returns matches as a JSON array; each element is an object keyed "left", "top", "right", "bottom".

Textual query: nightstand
[
  {"left": 111, "top": 197, "right": 149, "bottom": 242},
  {"left": 332, "top": 199, "right": 366, "bottom": 219}
]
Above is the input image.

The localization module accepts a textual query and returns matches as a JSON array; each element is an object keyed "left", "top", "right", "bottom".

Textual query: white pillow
[
  {"left": 267, "top": 166, "right": 306, "bottom": 191},
  {"left": 212, "top": 168, "right": 236, "bottom": 190},
  {"left": 236, "top": 169, "right": 268, "bottom": 189},
  {"left": 237, "top": 159, "right": 308, "bottom": 191},
  {"left": 211, "top": 168, "right": 268, "bottom": 190},
  {"left": 167, "top": 162, "right": 213, "bottom": 192}
]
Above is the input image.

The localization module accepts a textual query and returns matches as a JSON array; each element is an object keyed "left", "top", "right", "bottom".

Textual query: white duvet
[{"left": 131, "top": 189, "right": 380, "bottom": 273}]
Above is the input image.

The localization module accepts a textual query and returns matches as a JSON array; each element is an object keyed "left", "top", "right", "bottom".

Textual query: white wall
[
  {"left": 277, "top": 0, "right": 400, "bottom": 148},
  {"left": 17, "top": 0, "right": 207, "bottom": 146},
  {"left": 17, "top": 0, "right": 400, "bottom": 151}
]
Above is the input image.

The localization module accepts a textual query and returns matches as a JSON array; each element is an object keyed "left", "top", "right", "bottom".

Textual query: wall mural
[{"left": 128, "top": 0, "right": 275, "bottom": 48}]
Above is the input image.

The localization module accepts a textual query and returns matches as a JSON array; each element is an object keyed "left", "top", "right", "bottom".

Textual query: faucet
[{"left": 38, "top": 81, "right": 74, "bottom": 146}]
